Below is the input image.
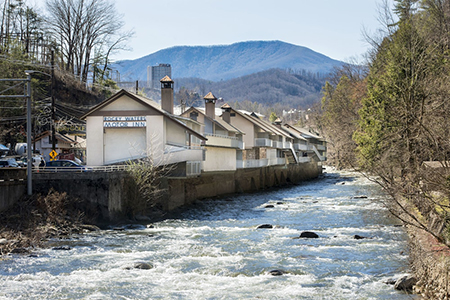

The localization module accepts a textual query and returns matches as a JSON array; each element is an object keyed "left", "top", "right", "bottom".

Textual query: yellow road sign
[{"left": 49, "top": 150, "right": 58, "bottom": 161}]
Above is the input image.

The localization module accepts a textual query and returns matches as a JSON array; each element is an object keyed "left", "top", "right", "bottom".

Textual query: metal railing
[
  {"left": 33, "top": 165, "right": 130, "bottom": 173},
  {"left": 255, "top": 138, "right": 272, "bottom": 147},
  {"left": 204, "top": 134, "right": 241, "bottom": 148},
  {"left": 187, "top": 161, "right": 201, "bottom": 176},
  {"left": 236, "top": 158, "right": 269, "bottom": 169},
  {"left": 297, "top": 157, "right": 311, "bottom": 163}
]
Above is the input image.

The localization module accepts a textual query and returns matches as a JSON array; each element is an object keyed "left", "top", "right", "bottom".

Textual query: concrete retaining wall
[
  {"left": 33, "top": 171, "right": 130, "bottom": 221},
  {"left": 160, "top": 162, "right": 322, "bottom": 211},
  {"left": 30, "top": 162, "right": 322, "bottom": 222},
  {"left": 0, "top": 169, "right": 26, "bottom": 212}
]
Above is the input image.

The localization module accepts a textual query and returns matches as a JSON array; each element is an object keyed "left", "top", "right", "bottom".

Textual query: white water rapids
[{"left": 0, "top": 169, "right": 418, "bottom": 299}]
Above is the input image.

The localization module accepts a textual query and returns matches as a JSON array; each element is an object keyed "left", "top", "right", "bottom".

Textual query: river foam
[{"left": 0, "top": 169, "right": 418, "bottom": 299}]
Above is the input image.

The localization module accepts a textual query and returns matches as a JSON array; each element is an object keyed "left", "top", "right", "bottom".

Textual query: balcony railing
[
  {"left": 283, "top": 141, "right": 293, "bottom": 149},
  {"left": 268, "top": 157, "right": 286, "bottom": 166},
  {"left": 297, "top": 157, "right": 311, "bottom": 163},
  {"left": 204, "top": 133, "right": 242, "bottom": 149},
  {"left": 164, "top": 143, "right": 204, "bottom": 165},
  {"left": 315, "top": 144, "right": 327, "bottom": 151},
  {"left": 236, "top": 158, "right": 269, "bottom": 169},
  {"left": 255, "top": 138, "right": 272, "bottom": 147},
  {"left": 294, "top": 143, "right": 309, "bottom": 151},
  {"left": 271, "top": 140, "right": 283, "bottom": 148},
  {"left": 187, "top": 161, "right": 201, "bottom": 176}
]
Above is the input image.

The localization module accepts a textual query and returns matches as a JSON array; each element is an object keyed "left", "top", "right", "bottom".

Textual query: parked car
[
  {"left": 19, "top": 155, "right": 44, "bottom": 168},
  {"left": 0, "top": 158, "right": 20, "bottom": 168},
  {"left": 45, "top": 159, "right": 91, "bottom": 172}
]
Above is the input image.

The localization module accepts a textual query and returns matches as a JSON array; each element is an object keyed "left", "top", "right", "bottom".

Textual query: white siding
[
  {"left": 104, "top": 128, "right": 146, "bottom": 164},
  {"left": 203, "top": 147, "right": 236, "bottom": 172},
  {"left": 86, "top": 116, "right": 104, "bottom": 165}
]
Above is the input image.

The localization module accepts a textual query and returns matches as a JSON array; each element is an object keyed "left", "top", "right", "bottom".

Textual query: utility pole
[
  {"left": 0, "top": 77, "right": 32, "bottom": 195},
  {"left": 26, "top": 74, "right": 32, "bottom": 195},
  {"left": 51, "top": 50, "right": 56, "bottom": 151}
]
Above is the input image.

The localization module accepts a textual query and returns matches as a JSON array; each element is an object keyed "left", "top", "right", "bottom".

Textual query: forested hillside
[
  {"left": 175, "top": 68, "right": 325, "bottom": 109},
  {"left": 113, "top": 40, "right": 343, "bottom": 81},
  {"left": 0, "top": 0, "right": 122, "bottom": 147},
  {"left": 318, "top": 1, "right": 450, "bottom": 297}
]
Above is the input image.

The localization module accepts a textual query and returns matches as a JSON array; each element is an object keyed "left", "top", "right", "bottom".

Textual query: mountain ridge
[{"left": 113, "top": 40, "right": 343, "bottom": 82}]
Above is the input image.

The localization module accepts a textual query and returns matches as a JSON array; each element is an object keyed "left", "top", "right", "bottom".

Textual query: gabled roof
[
  {"left": 280, "top": 125, "right": 307, "bottom": 141},
  {"left": 80, "top": 89, "right": 207, "bottom": 141},
  {"left": 160, "top": 75, "right": 173, "bottom": 82},
  {"left": 233, "top": 109, "right": 291, "bottom": 139},
  {"left": 182, "top": 106, "right": 244, "bottom": 134},
  {"left": 33, "top": 131, "right": 78, "bottom": 144},
  {"left": 203, "top": 92, "right": 217, "bottom": 101},
  {"left": 80, "top": 89, "right": 160, "bottom": 119},
  {"left": 284, "top": 124, "right": 324, "bottom": 141}
]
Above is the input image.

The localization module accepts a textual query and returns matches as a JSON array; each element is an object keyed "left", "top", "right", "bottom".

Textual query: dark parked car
[
  {"left": 0, "top": 158, "right": 20, "bottom": 168},
  {"left": 45, "top": 159, "right": 91, "bottom": 172}
]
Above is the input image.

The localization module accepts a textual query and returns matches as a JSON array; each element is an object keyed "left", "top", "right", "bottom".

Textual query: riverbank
[
  {"left": 408, "top": 225, "right": 450, "bottom": 299},
  {"left": 0, "top": 190, "right": 101, "bottom": 256}
]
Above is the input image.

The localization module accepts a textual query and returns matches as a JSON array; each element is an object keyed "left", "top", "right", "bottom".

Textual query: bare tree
[{"left": 45, "top": 0, "right": 131, "bottom": 83}]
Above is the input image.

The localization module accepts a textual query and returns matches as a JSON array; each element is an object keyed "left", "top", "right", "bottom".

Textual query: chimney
[
  {"left": 160, "top": 75, "right": 174, "bottom": 114},
  {"left": 273, "top": 117, "right": 282, "bottom": 128},
  {"left": 204, "top": 92, "right": 217, "bottom": 120},
  {"left": 221, "top": 103, "right": 232, "bottom": 124}
]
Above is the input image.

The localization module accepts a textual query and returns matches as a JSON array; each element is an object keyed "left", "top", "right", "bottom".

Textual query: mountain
[
  {"left": 113, "top": 40, "right": 343, "bottom": 82},
  {"left": 175, "top": 68, "right": 326, "bottom": 109}
]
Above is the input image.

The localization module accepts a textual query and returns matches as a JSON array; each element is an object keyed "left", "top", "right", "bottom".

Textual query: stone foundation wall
[
  {"left": 160, "top": 162, "right": 322, "bottom": 211},
  {"left": 0, "top": 169, "right": 26, "bottom": 212},
  {"left": 33, "top": 171, "right": 130, "bottom": 221},
  {"left": 31, "top": 162, "right": 322, "bottom": 222}
]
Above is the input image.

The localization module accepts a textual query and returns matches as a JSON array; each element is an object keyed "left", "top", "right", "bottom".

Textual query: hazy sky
[{"left": 32, "top": 0, "right": 388, "bottom": 62}]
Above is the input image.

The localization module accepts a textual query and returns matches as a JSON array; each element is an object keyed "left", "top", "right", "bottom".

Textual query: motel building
[{"left": 81, "top": 76, "right": 207, "bottom": 176}]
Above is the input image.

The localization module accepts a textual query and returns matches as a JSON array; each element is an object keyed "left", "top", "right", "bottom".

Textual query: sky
[{"left": 31, "top": 0, "right": 388, "bottom": 63}]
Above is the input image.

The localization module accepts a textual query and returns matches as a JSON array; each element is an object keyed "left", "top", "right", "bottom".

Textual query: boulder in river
[
  {"left": 394, "top": 275, "right": 417, "bottom": 292},
  {"left": 52, "top": 246, "right": 71, "bottom": 251},
  {"left": 124, "top": 262, "right": 153, "bottom": 270},
  {"left": 264, "top": 205, "right": 275, "bottom": 208},
  {"left": 256, "top": 224, "right": 273, "bottom": 229},
  {"left": 299, "top": 231, "right": 319, "bottom": 238},
  {"left": 354, "top": 235, "right": 369, "bottom": 240},
  {"left": 268, "top": 269, "right": 284, "bottom": 276},
  {"left": 353, "top": 195, "right": 368, "bottom": 199}
]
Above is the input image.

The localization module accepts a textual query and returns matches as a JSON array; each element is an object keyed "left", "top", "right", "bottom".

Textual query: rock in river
[
  {"left": 124, "top": 262, "right": 153, "bottom": 270},
  {"left": 354, "top": 235, "right": 369, "bottom": 240},
  {"left": 394, "top": 275, "right": 417, "bottom": 292},
  {"left": 269, "top": 269, "right": 284, "bottom": 276},
  {"left": 256, "top": 224, "right": 273, "bottom": 229},
  {"left": 52, "top": 246, "right": 71, "bottom": 251},
  {"left": 299, "top": 231, "right": 319, "bottom": 238}
]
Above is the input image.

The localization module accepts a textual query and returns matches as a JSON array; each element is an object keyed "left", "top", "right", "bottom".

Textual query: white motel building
[{"left": 81, "top": 76, "right": 207, "bottom": 175}]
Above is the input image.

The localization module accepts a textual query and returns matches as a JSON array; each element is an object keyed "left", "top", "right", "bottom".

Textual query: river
[{"left": 0, "top": 168, "right": 417, "bottom": 299}]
